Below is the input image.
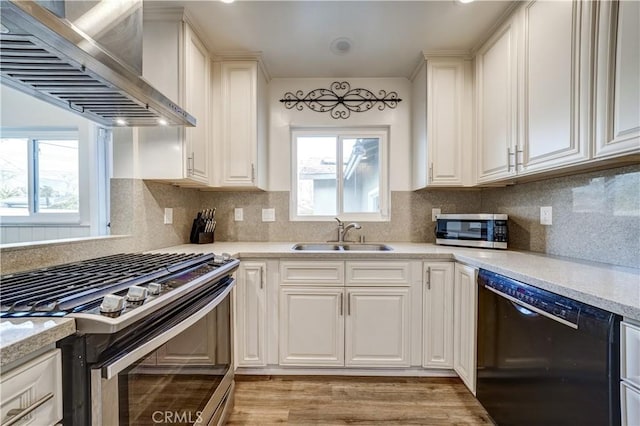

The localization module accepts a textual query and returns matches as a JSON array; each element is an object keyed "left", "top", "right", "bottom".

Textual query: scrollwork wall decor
[{"left": 279, "top": 81, "right": 402, "bottom": 119}]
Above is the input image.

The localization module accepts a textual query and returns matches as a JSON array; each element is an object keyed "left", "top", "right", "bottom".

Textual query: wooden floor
[{"left": 227, "top": 376, "right": 493, "bottom": 425}]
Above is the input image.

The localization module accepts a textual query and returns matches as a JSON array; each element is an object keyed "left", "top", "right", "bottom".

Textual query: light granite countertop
[
  {"left": 0, "top": 318, "right": 76, "bottom": 367},
  {"left": 152, "top": 242, "right": 640, "bottom": 321}
]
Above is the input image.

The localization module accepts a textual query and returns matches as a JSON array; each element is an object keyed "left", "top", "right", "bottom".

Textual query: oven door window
[
  {"left": 436, "top": 220, "right": 488, "bottom": 240},
  {"left": 118, "top": 297, "right": 231, "bottom": 426}
]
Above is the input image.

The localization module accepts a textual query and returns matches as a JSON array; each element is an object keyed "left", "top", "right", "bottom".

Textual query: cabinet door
[
  {"left": 220, "top": 61, "right": 258, "bottom": 187},
  {"left": 594, "top": 0, "right": 640, "bottom": 158},
  {"left": 453, "top": 263, "right": 478, "bottom": 395},
  {"left": 476, "top": 19, "right": 518, "bottom": 183},
  {"left": 345, "top": 288, "right": 411, "bottom": 367},
  {"left": 518, "top": 0, "right": 591, "bottom": 173},
  {"left": 279, "top": 287, "right": 345, "bottom": 366},
  {"left": 426, "top": 58, "right": 465, "bottom": 186},
  {"left": 157, "top": 312, "right": 216, "bottom": 365},
  {"left": 423, "top": 262, "right": 454, "bottom": 369},
  {"left": 184, "top": 23, "right": 210, "bottom": 183},
  {"left": 622, "top": 382, "right": 640, "bottom": 426},
  {"left": 0, "top": 350, "right": 62, "bottom": 426},
  {"left": 236, "top": 261, "right": 267, "bottom": 367}
]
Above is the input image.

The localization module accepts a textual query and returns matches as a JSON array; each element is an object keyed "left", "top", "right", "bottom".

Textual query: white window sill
[{"left": 0, "top": 235, "right": 132, "bottom": 252}]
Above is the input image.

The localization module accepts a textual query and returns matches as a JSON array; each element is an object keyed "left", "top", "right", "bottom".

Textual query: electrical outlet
[
  {"left": 432, "top": 208, "right": 441, "bottom": 221},
  {"left": 163, "top": 208, "right": 173, "bottom": 224},
  {"left": 540, "top": 206, "right": 552, "bottom": 225},
  {"left": 262, "top": 208, "right": 275, "bottom": 222},
  {"left": 234, "top": 208, "right": 243, "bottom": 221}
]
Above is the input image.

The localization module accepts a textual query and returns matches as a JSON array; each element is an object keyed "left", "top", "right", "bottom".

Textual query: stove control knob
[
  {"left": 100, "top": 294, "right": 126, "bottom": 316},
  {"left": 126, "top": 286, "right": 148, "bottom": 304},
  {"left": 147, "top": 282, "right": 162, "bottom": 295}
]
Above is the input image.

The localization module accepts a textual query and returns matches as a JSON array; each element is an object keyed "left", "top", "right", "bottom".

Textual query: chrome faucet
[{"left": 334, "top": 217, "right": 362, "bottom": 243}]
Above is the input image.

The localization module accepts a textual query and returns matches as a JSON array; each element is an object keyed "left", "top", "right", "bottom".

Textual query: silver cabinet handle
[
  {"left": 507, "top": 147, "right": 514, "bottom": 172},
  {"left": 187, "top": 152, "right": 194, "bottom": 175},
  {"left": 429, "top": 163, "right": 433, "bottom": 181},
  {"left": 251, "top": 163, "right": 255, "bottom": 182},
  {"left": 347, "top": 293, "right": 351, "bottom": 316},
  {"left": 3, "top": 392, "right": 54, "bottom": 426},
  {"left": 259, "top": 267, "right": 264, "bottom": 290},
  {"left": 515, "top": 146, "right": 524, "bottom": 167},
  {"left": 339, "top": 293, "right": 343, "bottom": 316},
  {"left": 425, "top": 266, "right": 431, "bottom": 290}
]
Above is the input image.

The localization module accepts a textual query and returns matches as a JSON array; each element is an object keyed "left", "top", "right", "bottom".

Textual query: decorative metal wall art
[{"left": 280, "top": 81, "right": 402, "bottom": 119}]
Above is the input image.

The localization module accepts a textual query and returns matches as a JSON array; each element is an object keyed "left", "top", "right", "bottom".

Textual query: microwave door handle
[{"left": 96, "top": 280, "right": 235, "bottom": 380}]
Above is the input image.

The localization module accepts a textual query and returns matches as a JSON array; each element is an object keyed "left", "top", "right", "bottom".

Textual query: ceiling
[{"left": 145, "top": 0, "right": 515, "bottom": 79}]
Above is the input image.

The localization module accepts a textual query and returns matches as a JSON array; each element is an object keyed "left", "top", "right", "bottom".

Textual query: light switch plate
[
  {"left": 234, "top": 208, "right": 243, "bottom": 221},
  {"left": 262, "top": 208, "right": 275, "bottom": 222},
  {"left": 540, "top": 206, "right": 552, "bottom": 225},
  {"left": 164, "top": 208, "right": 173, "bottom": 224},
  {"left": 432, "top": 208, "right": 441, "bottom": 221}
]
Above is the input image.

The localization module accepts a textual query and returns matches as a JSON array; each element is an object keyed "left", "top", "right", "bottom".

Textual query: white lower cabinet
[
  {"left": 423, "top": 262, "right": 455, "bottom": 368},
  {"left": 621, "top": 320, "right": 640, "bottom": 426},
  {"left": 345, "top": 288, "right": 411, "bottom": 367},
  {"left": 0, "top": 349, "right": 63, "bottom": 426},
  {"left": 277, "top": 260, "right": 415, "bottom": 369},
  {"left": 235, "top": 261, "right": 267, "bottom": 367},
  {"left": 279, "top": 287, "right": 345, "bottom": 366},
  {"left": 453, "top": 263, "right": 478, "bottom": 395}
]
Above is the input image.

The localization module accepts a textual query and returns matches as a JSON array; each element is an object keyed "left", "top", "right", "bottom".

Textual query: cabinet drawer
[
  {"left": 621, "top": 381, "right": 640, "bottom": 426},
  {"left": 1, "top": 349, "right": 62, "bottom": 426},
  {"left": 345, "top": 262, "right": 412, "bottom": 286},
  {"left": 622, "top": 321, "right": 640, "bottom": 389},
  {"left": 280, "top": 261, "right": 344, "bottom": 286}
]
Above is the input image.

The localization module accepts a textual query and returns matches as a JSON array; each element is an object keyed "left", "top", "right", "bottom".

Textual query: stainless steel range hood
[{"left": 0, "top": 0, "right": 196, "bottom": 127}]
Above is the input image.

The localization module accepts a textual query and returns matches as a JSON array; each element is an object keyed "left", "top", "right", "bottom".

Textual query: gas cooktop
[{"left": 0, "top": 252, "right": 239, "bottom": 333}]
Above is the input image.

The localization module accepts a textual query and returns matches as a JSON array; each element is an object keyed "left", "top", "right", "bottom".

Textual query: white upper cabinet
[
  {"left": 476, "top": 19, "right": 519, "bottom": 183},
  {"left": 212, "top": 60, "right": 268, "bottom": 189},
  {"left": 475, "top": 0, "right": 597, "bottom": 184},
  {"left": 517, "top": 0, "right": 591, "bottom": 174},
  {"left": 594, "top": 0, "right": 640, "bottom": 158},
  {"left": 139, "top": 11, "right": 211, "bottom": 186},
  {"left": 412, "top": 56, "right": 474, "bottom": 189}
]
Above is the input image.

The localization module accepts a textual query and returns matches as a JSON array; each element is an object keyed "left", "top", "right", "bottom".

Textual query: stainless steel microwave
[{"left": 435, "top": 214, "right": 508, "bottom": 249}]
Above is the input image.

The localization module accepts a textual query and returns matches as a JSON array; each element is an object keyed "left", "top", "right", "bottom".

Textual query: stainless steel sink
[
  {"left": 291, "top": 243, "right": 342, "bottom": 251},
  {"left": 292, "top": 243, "right": 392, "bottom": 251},
  {"left": 341, "top": 244, "right": 392, "bottom": 251}
]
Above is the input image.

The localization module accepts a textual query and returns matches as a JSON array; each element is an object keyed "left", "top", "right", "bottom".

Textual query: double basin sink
[{"left": 292, "top": 243, "right": 393, "bottom": 252}]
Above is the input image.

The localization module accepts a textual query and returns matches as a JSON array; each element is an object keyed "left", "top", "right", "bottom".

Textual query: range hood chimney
[{"left": 0, "top": 0, "right": 196, "bottom": 127}]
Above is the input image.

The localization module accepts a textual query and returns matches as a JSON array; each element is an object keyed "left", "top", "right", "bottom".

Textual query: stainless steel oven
[
  {"left": 1, "top": 253, "right": 239, "bottom": 426},
  {"left": 89, "top": 282, "right": 234, "bottom": 426}
]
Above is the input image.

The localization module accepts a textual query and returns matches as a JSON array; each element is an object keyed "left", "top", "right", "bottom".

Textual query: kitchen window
[
  {"left": 291, "top": 128, "right": 389, "bottom": 221},
  {"left": 0, "top": 127, "right": 109, "bottom": 227}
]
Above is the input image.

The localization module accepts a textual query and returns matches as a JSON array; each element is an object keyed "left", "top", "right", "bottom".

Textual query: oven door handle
[{"left": 97, "top": 279, "right": 235, "bottom": 380}]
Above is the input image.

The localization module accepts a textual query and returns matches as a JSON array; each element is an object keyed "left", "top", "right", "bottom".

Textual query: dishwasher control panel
[{"left": 479, "top": 269, "right": 581, "bottom": 326}]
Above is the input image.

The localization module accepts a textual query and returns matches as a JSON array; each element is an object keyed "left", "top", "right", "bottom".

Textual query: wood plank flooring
[{"left": 227, "top": 376, "right": 493, "bottom": 425}]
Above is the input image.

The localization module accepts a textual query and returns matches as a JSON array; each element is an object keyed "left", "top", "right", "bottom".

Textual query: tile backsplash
[
  {"left": 480, "top": 164, "right": 640, "bottom": 268},
  {"left": 2, "top": 165, "right": 638, "bottom": 274}
]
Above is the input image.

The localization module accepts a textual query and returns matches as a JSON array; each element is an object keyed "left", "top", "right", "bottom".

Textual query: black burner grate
[{"left": 0, "top": 253, "right": 215, "bottom": 315}]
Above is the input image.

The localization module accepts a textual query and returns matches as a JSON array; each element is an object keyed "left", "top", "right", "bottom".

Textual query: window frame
[
  {"left": 290, "top": 127, "right": 390, "bottom": 222},
  {"left": 0, "top": 127, "right": 86, "bottom": 225}
]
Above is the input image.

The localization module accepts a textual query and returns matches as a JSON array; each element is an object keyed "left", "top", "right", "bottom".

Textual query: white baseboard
[{"left": 234, "top": 366, "right": 458, "bottom": 378}]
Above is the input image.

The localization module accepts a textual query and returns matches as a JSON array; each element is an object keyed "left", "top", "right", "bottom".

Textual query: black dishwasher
[{"left": 477, "top": 269, "right": 621, "bottom": 426}]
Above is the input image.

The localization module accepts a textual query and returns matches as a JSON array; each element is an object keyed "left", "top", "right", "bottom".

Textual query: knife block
[{"left": 197, "top": 232, "right": 214, "bottom": 244}]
